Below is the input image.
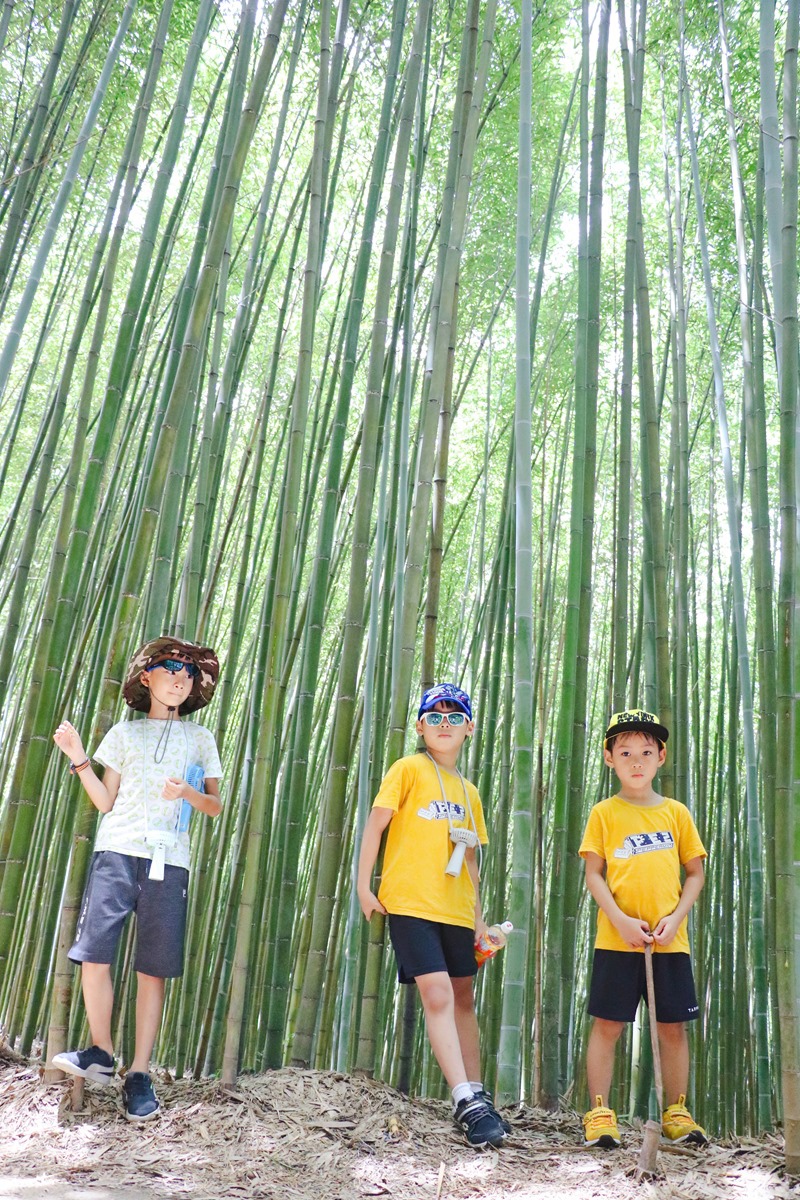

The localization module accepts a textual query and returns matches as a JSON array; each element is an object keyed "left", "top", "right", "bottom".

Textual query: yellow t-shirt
[
  {"left": 579, "top": 795, "right": 707, "bottom": 954},
  {"left": 373, "top": 753, "right": 488, "bottom": 929}
]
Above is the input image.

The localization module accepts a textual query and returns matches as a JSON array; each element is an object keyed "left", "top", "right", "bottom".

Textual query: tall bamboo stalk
[
  {"left": 776, "top": 0, "right": 800, "bottom": 1170},
  {"left": 496, "top": 0, "right": 533, "bottom": 1104}
]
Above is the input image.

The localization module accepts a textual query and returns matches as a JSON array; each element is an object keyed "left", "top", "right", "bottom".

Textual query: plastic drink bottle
[{"left": 474, "top": 920, "right": 513, "bottom": 966}]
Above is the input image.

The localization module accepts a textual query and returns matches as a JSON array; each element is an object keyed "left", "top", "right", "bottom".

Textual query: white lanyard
[
  {"left": 426, "top": 751, "right": 482, "bottom": 874},
  {"left": 142, "top": 718, "right": 189, "bottom": 879}
]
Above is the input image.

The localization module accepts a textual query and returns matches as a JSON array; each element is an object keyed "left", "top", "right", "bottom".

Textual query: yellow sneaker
[
  {"left": 661, "top": 1095, "right": 708, "bottom": 1146},
  {"left": 583, "top": 1096, "right": 621, "bottom": 1148}
]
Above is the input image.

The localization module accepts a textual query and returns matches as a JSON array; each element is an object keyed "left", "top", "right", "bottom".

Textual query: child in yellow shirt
[
  {"left": 357, "top": 683, "right": 507, "bottom": 1149},
  {"left": 579, "top": 709, "right": 708, "bottom": 1149}
]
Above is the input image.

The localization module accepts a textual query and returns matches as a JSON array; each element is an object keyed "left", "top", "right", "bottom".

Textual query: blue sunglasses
[
  {"left": 147, "top": 657, "right": 199, "bottom": 678},
  {"left": 421, "top": 711, "right": 467, "bottom": 727}
]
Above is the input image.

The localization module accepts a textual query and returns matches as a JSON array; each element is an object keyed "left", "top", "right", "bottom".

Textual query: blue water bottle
[{"left": 177, "top": 763, "right": 205, "bottom": 833}]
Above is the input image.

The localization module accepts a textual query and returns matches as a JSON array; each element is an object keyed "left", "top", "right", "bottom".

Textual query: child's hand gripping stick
[{"left": 445, "top": 827, "right": 479, "bottom": 876}]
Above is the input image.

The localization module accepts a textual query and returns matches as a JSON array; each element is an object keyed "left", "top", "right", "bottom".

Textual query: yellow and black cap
[{"left": 604, "top": 708, "right": 669, "bottom": 748}]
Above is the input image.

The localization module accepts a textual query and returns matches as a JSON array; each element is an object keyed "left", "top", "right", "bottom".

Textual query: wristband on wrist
[{"left": 69, "top": 758, "right": 90, "bottom": 775}]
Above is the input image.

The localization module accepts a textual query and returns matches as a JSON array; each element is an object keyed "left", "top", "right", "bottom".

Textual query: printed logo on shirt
[
  {"left": 613, "top": 830, "right": 675, "bottom": 859},
  {"left": 417, "top": 800, "right": 467, "bottom": 822}
]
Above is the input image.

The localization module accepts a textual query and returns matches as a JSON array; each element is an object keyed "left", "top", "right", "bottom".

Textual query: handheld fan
[{"left": 445, "top": 827, "right": 479, "bottom": 876}]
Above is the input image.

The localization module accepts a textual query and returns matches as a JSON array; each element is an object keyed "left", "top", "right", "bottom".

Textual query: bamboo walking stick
[{"left": 633, "top": 942, "right": 664, "bottom": 1182}]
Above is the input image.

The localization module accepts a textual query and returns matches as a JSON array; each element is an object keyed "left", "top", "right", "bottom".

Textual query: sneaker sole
[
  {"left": 51, "top": 1056, "right": 115, "bottom": 1085},
  {"left": 584, "top": 1135, "right": 621, "bottom": 1149},
  {"left": 662, "top": 1132, "right": 707, "bottom": 1147},
  {"left": 124, "top": 1105, "right": 161, "bottom": 1123},
  {"left": 459, "top": 1126, "right": 507, "bottom": 1149}
]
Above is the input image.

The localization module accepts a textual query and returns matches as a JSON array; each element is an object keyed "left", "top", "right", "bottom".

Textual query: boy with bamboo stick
[
  {"left": 357, "top": 683, "right": 509, "bottom": 1149},
  {"left": 579, "top": 709, "right": 708, "bottom": 1148},
  {"left": 50, "top": 636, "right": 222, "bottom": 1121}
]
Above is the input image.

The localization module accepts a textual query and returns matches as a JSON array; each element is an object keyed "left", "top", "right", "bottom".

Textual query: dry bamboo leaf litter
[{"left": 0, "top": 1060, "right": 797, "bottom": 1200}]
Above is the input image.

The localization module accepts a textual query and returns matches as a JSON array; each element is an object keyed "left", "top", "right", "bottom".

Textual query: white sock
[
  {"left": 468, "top": 1080, "right": 484, "bottom": 1095},
  {"left": 452, "top": 1082, "right": 474, "bottom": 1108}
]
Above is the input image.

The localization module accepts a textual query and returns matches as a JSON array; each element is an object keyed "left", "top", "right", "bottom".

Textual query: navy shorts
[
  {"left": 388, "top": 914, "right": 477, "bottom": 984},
  {"left": 588, "top": 948, "right": 700, "bottom": 1024},
  {"left": 69, "top": 851, "right": 189, "bottom": 978}
]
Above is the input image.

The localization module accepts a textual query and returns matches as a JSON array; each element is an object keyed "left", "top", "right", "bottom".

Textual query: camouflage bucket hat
[{"left": 122, "top": 636, "right": 219, "bottom": 714}]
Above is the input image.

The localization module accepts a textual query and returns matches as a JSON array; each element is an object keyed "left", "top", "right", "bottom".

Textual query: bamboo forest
[{"left": 0, "top": 0, "right": 799, "bottom": 1186}]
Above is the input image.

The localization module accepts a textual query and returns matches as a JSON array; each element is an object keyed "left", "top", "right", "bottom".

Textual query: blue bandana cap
[{"left": 418, "top": 683, "right": 473, "bottom": 721}]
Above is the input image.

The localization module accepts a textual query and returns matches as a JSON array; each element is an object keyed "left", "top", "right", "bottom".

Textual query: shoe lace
[
  {"left": 664, "top": 1105, "right": 695, "bottom": 1126},
  {"left": 460, "top": 1098, "right": 491, "bottom": 1126},
  {"left": 585, "top": 1104, "right": 615, "bottom": 1128},
  {"left": 664, "top": 1094, "right": 699, "bottom": 1125}
]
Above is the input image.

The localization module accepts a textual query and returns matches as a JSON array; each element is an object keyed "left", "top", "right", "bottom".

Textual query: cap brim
[
  {"left": 605, "top": 720, "right": 669, "bottom": 744},
  {"left": 418, "top": 700, "right": 471, "bottom": 718}
]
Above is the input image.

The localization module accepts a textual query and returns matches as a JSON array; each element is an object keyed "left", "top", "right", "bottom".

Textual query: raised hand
[{"left": 53, "top": 720, "right": 86, "bottom": 765}]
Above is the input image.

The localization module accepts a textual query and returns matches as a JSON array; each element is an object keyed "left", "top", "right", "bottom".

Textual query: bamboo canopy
[{"left": 0, "top": 0, "right": 797, "bottom": 1167}]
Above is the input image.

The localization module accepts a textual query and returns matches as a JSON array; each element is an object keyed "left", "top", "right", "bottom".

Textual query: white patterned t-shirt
[{"left": 92, "top": 718, "right": 223, "bottom": 872}]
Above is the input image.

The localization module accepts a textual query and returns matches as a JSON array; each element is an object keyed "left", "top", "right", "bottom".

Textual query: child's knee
[
  {"left": 656, "top": 1021, "right": 687, "bottom": 1044},
  {"left": 81, "top": 961, "right": 111, "bottom": 979},
  {"left": 592, "top": 1017, "right": 625, "bottom": 1043},
  {"left": 416, "top": 973, "right": 454, "bottom": 1016}
]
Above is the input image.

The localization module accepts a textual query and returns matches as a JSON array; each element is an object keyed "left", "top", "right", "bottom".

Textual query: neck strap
[{"left": 425, "top": 751, "right": 482, "bottom": 873}]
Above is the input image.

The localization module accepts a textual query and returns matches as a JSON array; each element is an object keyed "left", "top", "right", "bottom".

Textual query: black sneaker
[
  {"left": 122, "top": 1072, "right": 160, "bottom": 1122},
  {"left": 454, "top": 1096, "right": 506, "bottom": 1148},
  {"left": 473, "top": 1088, "right": 512, "bottom": 1134},
  {"left": 51, "top": 1045, "right": 115, "bottom": 1085}
]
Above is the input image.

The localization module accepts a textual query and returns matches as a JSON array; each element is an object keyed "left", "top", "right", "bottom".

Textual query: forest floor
[{"left": 0, "top": 1049, "right": 796, "bottom": 1200}]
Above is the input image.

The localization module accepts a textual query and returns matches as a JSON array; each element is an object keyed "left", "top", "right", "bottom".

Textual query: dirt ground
[{"left": 1, "top": 1054, "right": 797, "bottom": 1200}]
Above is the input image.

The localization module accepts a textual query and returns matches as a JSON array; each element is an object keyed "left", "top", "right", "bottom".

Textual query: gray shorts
[{"left": 69, "top": 851, "right": 189, "bottom": 978}]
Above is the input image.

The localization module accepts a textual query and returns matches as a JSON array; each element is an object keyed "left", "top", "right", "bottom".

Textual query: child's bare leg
[
  {"left": 586, "top": 1017, "right": 625, "bottom": 1105},
  {"left": 81, "top": 962, "right": 114, "bottom": 1054},
  {"left": 130, "top": 972, "right": 166, "bottom": 1074},
  {"left": 656, "top": 1021, "right": 689, "bottom": 1105},
  {"left": 415, "top": 971, "right": 468, "bottom": 1087},
  {"left": 451, "top": 975, "right": 481, "bottom": 1081}
]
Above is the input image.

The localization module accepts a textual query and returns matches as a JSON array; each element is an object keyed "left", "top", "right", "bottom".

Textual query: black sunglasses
[{"left": 147, "top": 658, "right": 199, "bottom": 678}]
